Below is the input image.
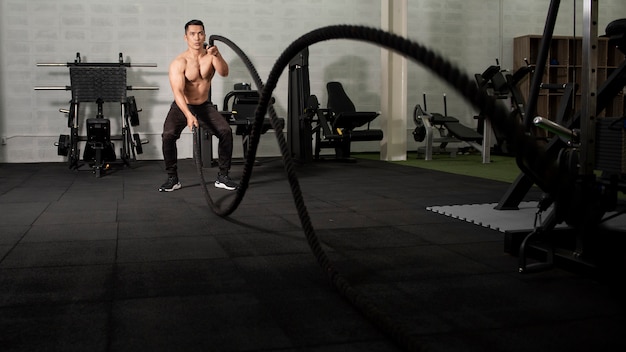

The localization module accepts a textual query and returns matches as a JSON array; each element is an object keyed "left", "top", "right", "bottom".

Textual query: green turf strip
[{"left": 355, "top": 152, "right": 521, "bottom": 183}]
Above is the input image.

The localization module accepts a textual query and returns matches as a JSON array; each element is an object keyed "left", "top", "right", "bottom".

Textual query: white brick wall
[
  {"left": 1, "top": 0, "right": 626, "bottom": 162},
  {"left": 0, "top": 0, "right": 381, "bottom": 162}
]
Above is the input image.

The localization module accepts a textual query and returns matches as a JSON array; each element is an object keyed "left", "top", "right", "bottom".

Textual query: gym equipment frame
[
  {"left": 287, "top": 50, "right": 383, "bottom": 163},
  {"left": 195, "top": 83, "right": 285, "bottom": 167},
  {"left": 412, "top": 93, "right": 487, "bottom": 162},
  {"left": 221, "top": 84, "right": 285, "bottom": 160},
  {"left": 35, "top": 53, "right": 158, "bottom": 177},
  {"left": 500, "top": 1, "right": 626, "bottom": 273}
]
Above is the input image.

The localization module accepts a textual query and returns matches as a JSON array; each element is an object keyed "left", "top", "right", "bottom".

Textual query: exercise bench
[
  {"left": 309, "top": 81, "right": 383, "bottom": 161},
  {"left": 413, "top": 94, "right": 486, "bottom": 161}
]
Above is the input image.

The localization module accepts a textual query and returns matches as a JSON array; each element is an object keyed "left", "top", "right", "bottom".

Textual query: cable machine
[{"left": 287, "top": 48, "right": 312, "bottom": 163}]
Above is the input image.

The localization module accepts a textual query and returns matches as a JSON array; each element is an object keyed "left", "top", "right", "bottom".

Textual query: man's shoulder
[
  {"left": 169, "top": 54, "right": 188, "bottom": 70},
  {"left": 172, "top": 52, "right": 189, "bottom": 63}
]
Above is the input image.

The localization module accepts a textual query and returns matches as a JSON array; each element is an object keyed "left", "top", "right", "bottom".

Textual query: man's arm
[
  {"left": 169, "top": 58, "right": 198, "bottom": 130},
  {"left": 207, "top": 45, "right": 229, "bottom": 77}
]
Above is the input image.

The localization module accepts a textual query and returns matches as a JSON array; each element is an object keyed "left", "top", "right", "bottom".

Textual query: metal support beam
[{"left": 580, "top": 0, "right": 599, "bottom": 175}]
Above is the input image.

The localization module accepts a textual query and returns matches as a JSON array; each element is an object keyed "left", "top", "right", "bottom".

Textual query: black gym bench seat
[
  {"left": 196, "top": 86, "right": 284, "bottom": 165},
  {"left": 221, "top": 89, "right": 284, "bottom": 159},
  {"left": 430, "top": 113, "right": 483, "bottom": 143}
]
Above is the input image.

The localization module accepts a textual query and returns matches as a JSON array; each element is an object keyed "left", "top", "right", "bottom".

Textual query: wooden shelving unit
[{"left": 513, "top": 35, "right": 625, "bottom": 120}]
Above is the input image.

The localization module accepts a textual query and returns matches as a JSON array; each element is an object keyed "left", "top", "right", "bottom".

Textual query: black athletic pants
[{"left": 162, "top": 101, "right": 233, "bottom": 177}]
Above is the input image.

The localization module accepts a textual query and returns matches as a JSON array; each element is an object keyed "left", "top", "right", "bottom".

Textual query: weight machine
[
  {"left": 35, "top": 53, "right": 158, "bottom": 177},
  {"left": 497, "top": 1, "right": 626, "bottom": 274},
  {"left": 222, "top": 83, "right": 284, "bottom": 160},
  {"left": 288, "top": 48, "right": 383, "bottom": 163},
  {"left": 473, "top": 58, "right": 534, "bottom": 156},
  {"left": 195, "top": 82, "right": 285, "bottom": 167}
]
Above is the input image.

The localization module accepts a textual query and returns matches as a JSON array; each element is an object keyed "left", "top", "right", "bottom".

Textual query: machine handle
[
  {"left": 533, "top": 116, "right": 578, "bottom": 139},
  {"left": 126, "top": 86, "right": 159, "bottom": 90},
  {"left": 540, "top": 83, "right": 568, "bottom": 90},
  {"left": 33, "top": 86, "right": 71, "bottom": 90},
  {"left": 34, "top": 85, "right": 157, "bottom": 90}
]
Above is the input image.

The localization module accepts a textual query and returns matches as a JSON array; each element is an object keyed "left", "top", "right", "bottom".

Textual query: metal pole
[
  {"left": 524, "top": 0, "right": 561, "bottom": 130},
  {"left": 579, "top": 0, "right": 598, "bottom": 175}
]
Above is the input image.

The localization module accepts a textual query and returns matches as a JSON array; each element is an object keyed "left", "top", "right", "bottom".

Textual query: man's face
[{"left": 185, "top": 25, "right": 206, "bottom": 49}]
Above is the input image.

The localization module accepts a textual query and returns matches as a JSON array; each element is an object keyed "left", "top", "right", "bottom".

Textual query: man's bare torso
[{"left": 175, "top": 52, "right": 215, "bottom": 105}]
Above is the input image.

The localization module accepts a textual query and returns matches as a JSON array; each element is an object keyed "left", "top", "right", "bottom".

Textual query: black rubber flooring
[{"left": 0, "top": 158, "right": 624, "bottom": 352}]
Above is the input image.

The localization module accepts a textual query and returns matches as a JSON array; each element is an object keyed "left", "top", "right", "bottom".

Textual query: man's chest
[{"left": 184, "top": 59, "right": 213, "bottom": 82}]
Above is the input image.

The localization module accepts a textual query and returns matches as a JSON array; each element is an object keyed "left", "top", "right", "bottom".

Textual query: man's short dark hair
[{"left": 185, "top": 20, "right": 204, "bottom": 33}]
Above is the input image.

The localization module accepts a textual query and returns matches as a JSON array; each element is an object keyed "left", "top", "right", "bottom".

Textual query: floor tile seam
[
  {"left": 318, "top": 227, "right": 436, "bottom": 241},
  {"left": 224, "top": 248, "right": 323, "bottom": 260},
  {"left": 0, "top": 169, "right": 37, "bottom": 196},
  {"left": 29, "top": 220, "right": 120, "bottom": 227},
  {"left": 0, "top": 262, "right": 115, "bottom": 271},
  {"left": 209, "top": 229, "right": 309, "bottom": 238},
  {"left": 0, "top": 223, "right": 38, "bottom": 266},
  {"left": 106, "top": 290, "right": 264, "bottom": 307},
  {"left": 207, "top": 216, "right": 303, "bottom": 232},
  {"left": 319, "top": 242, "right": 444, "bottom": 253},
  {"left": 0, "top": 199, "right": 62, "bottom": 205},
  {"left": 115, "top": 234, "right": 219, "bottom": 241},
  {"left": 0, "top": 297, "right": 112, "bottom": 310},
  {"left": 0, "top": 262, "right": 113, "bottom": 271},
  {"left": 9, "top": 238, "right": 118, "bottom": 246},
  {"left": 113, "top": 256, "right": 236, "bottom": 266}
]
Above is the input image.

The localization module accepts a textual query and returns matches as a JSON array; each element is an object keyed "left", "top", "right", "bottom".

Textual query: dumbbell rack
[{"left": 35, "top": 53, "right": 158, "bottom": 177}]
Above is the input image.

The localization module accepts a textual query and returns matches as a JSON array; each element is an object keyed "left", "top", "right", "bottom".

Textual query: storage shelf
[{"left": 514, "top": 35, "right": 625, "bottom": 120}]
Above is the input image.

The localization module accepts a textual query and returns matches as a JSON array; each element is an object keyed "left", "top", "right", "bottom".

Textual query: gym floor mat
[{"left": 427, "top": 201, "right": 551, "bottom": 232}]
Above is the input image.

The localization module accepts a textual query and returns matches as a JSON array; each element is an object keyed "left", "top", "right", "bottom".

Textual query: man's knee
[
  {"left": 162, "top": 131, "right": 180, "bottom": 143},
  {"left": 215, "top": 126, "right": 233, "bottom": 140}
]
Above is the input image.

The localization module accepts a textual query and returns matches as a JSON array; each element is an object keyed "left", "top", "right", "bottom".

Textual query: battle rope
[
  {"left": 193, "top": 34, "right": 276, "bottom": 216},
  {"left": 193, "top": 25, "right": 551, "bottom": 351}
]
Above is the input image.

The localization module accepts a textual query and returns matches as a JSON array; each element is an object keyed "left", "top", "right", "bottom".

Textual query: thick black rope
[
  {"left": 194, "top": 25, "right": 556, "bottom": 352},
  {"left": 192, "top": 34, "right": 273, "bottom": 216}
]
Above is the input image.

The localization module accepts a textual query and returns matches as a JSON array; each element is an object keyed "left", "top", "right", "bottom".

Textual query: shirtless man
[{"left": 159, "top": 19, "right": 237, "bottom": 192}]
